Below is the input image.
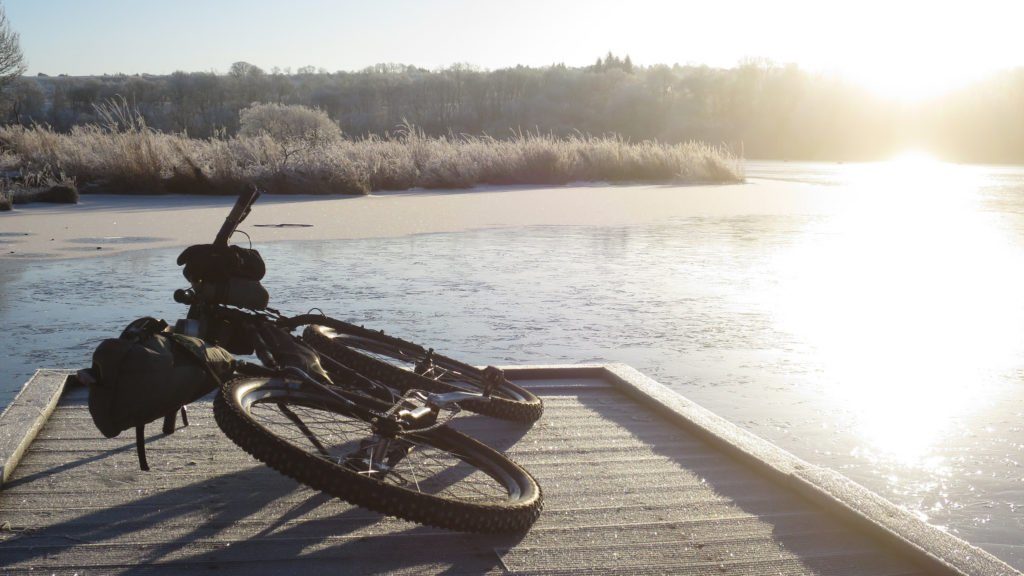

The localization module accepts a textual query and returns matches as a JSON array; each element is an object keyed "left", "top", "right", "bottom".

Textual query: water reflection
[{"left": 771, "top": 155, "right": 1024, "bottom": 467}]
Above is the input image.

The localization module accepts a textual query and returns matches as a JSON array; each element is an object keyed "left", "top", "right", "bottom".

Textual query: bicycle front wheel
[
  {"left": 213, "top": 376, "right": 543, "bottom": 533},
  {"left": 286, "top": 316, "right": 543, "bottom": 423}
]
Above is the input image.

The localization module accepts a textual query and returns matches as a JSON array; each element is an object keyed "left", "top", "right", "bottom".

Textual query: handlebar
[
  {"left": 173, "top": 289, "right": 194, "bottom": 305},
  {"left": 213, "top": 186, "right": 261, "bottom": 247}
]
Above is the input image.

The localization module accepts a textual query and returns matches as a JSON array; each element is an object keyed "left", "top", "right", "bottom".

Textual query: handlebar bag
[
  {"left": 81, "top": 317, "right": 235, "bottom": 438},
  {"left": 177, "top": 244, "right": 266, "bottom": 283}
]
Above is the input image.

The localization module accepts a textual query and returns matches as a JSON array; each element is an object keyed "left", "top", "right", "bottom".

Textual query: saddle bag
[{"left": 78, "top": 317, "right": 235, "bottom": 470}]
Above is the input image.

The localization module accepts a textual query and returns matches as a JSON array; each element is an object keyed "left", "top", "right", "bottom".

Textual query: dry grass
[{"left": 0, "top": 114, "right": 743, "bottom": 196}]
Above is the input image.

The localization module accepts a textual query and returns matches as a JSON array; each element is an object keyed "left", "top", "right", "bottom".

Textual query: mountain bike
[{"left": 172, "top": 187, "right": 543, "bottom": 533}]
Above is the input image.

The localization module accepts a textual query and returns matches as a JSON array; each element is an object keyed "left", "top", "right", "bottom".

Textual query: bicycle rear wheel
[
  {"left": 292, "top": 318, "right": 542, "bottom": 423},
  {"left": 214, "top": 376, "right": 543, "bottom": 533}
]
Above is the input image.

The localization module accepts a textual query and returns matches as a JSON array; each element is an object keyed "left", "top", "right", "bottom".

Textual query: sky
[{"left": 6, "top": 0, "right": 1024, "bottom": 100}]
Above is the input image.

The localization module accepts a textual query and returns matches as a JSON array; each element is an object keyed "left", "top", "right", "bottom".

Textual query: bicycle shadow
[
  {"left": 5, "top": 458, "right": 526, "bottom": 574},
  {"left": 180, "top": 506, "right": 525, "bottom": 575},
  {"left": 3, "top": 414, "right": 535, "bottom": 574},
  {"left": 446, "top": 412, "right": 534, "bottom": 453}
]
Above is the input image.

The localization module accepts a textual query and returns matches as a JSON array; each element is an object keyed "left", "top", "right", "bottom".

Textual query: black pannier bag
[
  {"left": 78, "top": 317, "right": 235, "bottom": 470},
  {"left": 177, "top": 244, "right": 265, "bottom": 282},
  {"left": 192, "top": 279, "right": 270, "bottom": 311},
  {"left": 177, "top": 244, "right": 270, "bottom": 310}
]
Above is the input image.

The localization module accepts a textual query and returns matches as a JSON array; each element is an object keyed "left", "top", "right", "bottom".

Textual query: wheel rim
[{"left": 236, "top": 379, "right": 523, "bottom": 503}]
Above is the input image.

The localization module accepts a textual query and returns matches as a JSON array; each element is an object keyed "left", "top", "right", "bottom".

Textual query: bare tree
[{"left": 0, "top": 3, "right": 25, "bottom": 93}]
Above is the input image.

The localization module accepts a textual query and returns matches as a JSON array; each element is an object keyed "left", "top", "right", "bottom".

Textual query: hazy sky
[{"left": 7, "top": 0, "right": 1024, "bottom": 99}]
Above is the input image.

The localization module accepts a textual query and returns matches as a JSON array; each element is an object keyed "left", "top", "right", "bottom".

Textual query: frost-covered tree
[
  {"left": 0, "top": 3, "right": 26, "bottom": 94},
  {"left": 239, "top": 102, "right": 340, "bottom": 143}
]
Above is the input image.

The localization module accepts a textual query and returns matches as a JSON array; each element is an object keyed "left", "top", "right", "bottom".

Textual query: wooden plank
[
  {"left": 598, "top": 363, "right": 1019, "bottom": 576},
  {"left": 0, "top": 513, "right": 848, "bottom": 555},
  {"left": 3, "top": 365, "right": 1019, "bottom": 576},
  {"left": 2, "top": 529, "right": 891, "bottom": 570},
  {"left": 0, "top": 369, "right": 71, "bottom": 488}
]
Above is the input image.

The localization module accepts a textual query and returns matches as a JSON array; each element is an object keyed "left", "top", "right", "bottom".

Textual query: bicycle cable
[{"left": 230, "top": 229, "right": 253, "bottom": 249}]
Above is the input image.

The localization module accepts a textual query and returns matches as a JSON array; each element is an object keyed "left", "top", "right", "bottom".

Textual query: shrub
[
  {"left": 33, "top": 183, "right": 78, "bottom": 203},
  {"left": 9, "top": 183, "right": 78, "bottom": 204},
  {"left": 238, "top": 103, "right": 342, "bottom": 146}
]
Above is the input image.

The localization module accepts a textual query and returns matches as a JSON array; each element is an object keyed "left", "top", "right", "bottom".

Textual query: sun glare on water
[{"left": 771, "top": 153, "right": 1024, "bottom": 467}]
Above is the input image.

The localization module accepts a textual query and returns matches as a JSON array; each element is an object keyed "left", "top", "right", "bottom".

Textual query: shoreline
[{"left": 0, "top": 179, "right": 834, "bottom": 261}]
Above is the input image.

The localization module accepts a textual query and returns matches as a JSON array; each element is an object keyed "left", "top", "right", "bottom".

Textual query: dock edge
[
  {"left": 502, "top": 363, "right": 1018, "bottom": 576},
  {"left": 0, "top": 369, "right": 71, "bottom": 488}
]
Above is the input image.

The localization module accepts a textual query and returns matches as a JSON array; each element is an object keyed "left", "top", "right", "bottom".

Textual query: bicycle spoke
[
  {"left": 248, "top": 400, "right": 510, "bottom": 502},
  {"left": 398, "top": 440, "right": 507, "bottom": 500},
  {"left": 277, "top": 403, "right": 330, "bottom": 457}
]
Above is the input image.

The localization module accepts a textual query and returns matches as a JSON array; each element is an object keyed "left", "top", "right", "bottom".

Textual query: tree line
[{"left": 3, "top": 56, "right": 1023, "bottom": 163}]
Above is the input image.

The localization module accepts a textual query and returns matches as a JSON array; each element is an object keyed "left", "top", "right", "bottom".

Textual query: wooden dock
[{"left": 1, "top": 365, "right": 1019, "bottom": 575}]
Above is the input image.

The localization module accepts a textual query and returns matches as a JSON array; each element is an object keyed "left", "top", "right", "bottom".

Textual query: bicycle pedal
[{"left": 398, "top": 406, "right": 435, "bottom": 423}]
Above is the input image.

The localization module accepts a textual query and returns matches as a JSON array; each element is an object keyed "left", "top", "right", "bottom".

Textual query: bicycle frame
[
  {"left": 177, "top": 292, "right": 481, "bottom": 434},
  {"left": 172, "top": 188, "right": 494, "bottom": 439}
]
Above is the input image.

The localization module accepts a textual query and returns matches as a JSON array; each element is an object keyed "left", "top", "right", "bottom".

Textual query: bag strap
[
  {"left": 166, "top": 405, "right": 189, "bottom": 431},
  {"left": 137, "top": 409, "right": 186, "bottom": 471},
  {"left": 135, "top": 424, "right": 150, "bottom": 471}
]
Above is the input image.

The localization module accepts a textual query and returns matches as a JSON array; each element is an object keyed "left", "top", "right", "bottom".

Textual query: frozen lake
[{"left": 2, "top": 158, "right": 1024, "bottom": 568}]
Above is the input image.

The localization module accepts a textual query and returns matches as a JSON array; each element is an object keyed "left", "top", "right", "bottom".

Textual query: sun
[
  {"left": 887, "top": 149, "right": 939, "bottom": 166},
  {"left": 838, "top": 60, "right": 984, "bottom": 102}
]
